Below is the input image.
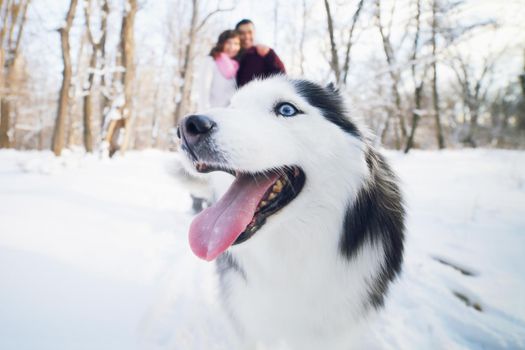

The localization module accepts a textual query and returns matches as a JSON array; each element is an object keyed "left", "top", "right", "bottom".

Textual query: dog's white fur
[{"left": 183, "top": 76, "right": 399, "bottom": 349}]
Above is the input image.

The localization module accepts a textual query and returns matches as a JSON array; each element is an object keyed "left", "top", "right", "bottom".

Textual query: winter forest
[
  {"left": 0, "top": 0, "right": 524, "bottom": 156},
  {"left": 1, "top": 1, "right": 525, "bottom": 349}
]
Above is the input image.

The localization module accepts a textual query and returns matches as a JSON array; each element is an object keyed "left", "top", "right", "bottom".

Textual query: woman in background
[{"left": 197, "top": 30, "right": 240, "bottom": 110}]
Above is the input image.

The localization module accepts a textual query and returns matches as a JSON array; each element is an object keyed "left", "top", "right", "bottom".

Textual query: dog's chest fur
[{"left": 217, "top": 193, "right": 385, "bottom": 349}]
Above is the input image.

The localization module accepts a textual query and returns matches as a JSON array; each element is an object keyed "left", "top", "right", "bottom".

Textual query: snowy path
[{"left": 0, "top": 149, "right": 524, "bottom": 349}]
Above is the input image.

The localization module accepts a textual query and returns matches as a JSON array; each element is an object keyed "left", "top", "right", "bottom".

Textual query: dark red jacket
[{"left": 236, "top": 47, "right": 286, "bottom": 87}]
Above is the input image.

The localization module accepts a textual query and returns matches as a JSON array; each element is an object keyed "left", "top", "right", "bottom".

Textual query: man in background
[{"left": 235, "top": 19, "right": 286, "bottom": 87}]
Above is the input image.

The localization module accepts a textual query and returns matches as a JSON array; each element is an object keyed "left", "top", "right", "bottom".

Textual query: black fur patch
[
  {"left": 217, "top": 252, "right": 247, "bottom": 283},
  {"left": 340, "top": 148, "right": 405, "bottom": 308},
  {"left": 292, "top": 80, "right": 361, "bottom": 138}
]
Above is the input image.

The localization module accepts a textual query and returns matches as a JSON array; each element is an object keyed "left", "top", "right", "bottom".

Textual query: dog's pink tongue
[{"left": 189, "top": 173, "right": 279, "bottom": 261}]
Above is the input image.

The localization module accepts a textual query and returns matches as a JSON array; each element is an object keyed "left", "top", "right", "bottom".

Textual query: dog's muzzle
[{"left": 178, "top": 114, "right": 217, "bottom": 162}]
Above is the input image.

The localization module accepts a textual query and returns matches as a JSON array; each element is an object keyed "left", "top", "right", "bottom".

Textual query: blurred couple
[
  {"left": 196, "top": 19, "right": 285, "bottom": 110},
  {"left": 182, "top": 19, "right": 285, "bottom": 213}
]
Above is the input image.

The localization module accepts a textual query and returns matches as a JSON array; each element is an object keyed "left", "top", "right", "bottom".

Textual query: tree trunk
[
  {"left": 0, "top": 0, "right": 30, "bottom": 149},
  {"left": 273, "top": 0, "right": 279, "bottom": 50},
  {"left": 299, "top": 0, "right": 307, "bottom": 75},
  {"left": 376, "top": 0, "right": 407, "bottom": 147},
  {"left": 51, "top": 0, "right": 77, "bottom": 156},
  {"left": 404, "top": 0, "right": 423, "bottom": 154},
  {"left": 464, "top": 98, "right": 479, "bottom": 147},
  {"left": 393, "top": 115, "right": 401, "bottom": 149},
  {"left": 104, "top": 0, "right": 136, "bottom": 157},
  {"left": 431, "top": 0, "right": 445, "bottom": 149},
  {"left": 173, "top": 0, "right": 198, "bottom": 126},
  {"left": 405, "top": 85, "right": 423, "bottom": 153},
  {"left": 82, "top": 50, "right": 95, "bottom": 152},
  {"left": 118, "top": 0, "right": 136, "bottom": 154},
  {"left": 151, "top": 44, "right": 169, "bottom": 148},
  {"left": 66, "top": 29, "right": 87, "bottom": 149},
  {"left": 0, "top": 96, "right": 10, "bottom": 148},
  {"left": 82, "top": 0, "right": 104, "bottom": 153},
  {"left": 342, "top": 0, "right": 365, "bottom": 84},
  {"left": 323, "top": 0, "right": 340, "bottom": 85},
  {"left": 520, "top": 52, "right": 525, "bottom": 98},
  {"left": 98, "top": 0, "right": 109, "bottom": 132},
  {"left": 0, "top": 1, "right": 11, "bottom": 148},
  {"left": 0, "top": 40, "right": 9, "bottom": 148},
  {"left": 380, "top": 114, "right": 391, "bottom": 144}
]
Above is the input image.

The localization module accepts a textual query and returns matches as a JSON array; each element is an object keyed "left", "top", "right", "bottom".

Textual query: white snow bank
[{"left": 0, "top": 149, "right": 524, "bottom": 349}]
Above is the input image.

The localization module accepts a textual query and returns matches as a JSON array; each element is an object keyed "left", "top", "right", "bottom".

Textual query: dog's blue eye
[{"left": 276, "top": 103, "right": 298, "bottom": 117}]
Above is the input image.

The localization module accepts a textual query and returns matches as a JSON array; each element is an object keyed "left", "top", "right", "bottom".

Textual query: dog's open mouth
[{"left": 188, "top": 164, "right": 305, "bottom": 261}]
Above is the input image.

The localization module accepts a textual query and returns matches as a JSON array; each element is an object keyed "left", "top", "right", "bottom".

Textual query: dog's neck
[
  {"left": 229, "top": 138, "right": 372, "bottom": 274},
  {"left": 221, "top": 145, "right": 387, "bottom": 349}
]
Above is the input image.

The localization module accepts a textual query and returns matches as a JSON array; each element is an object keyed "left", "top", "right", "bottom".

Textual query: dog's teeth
[
  {"left": 268, "top": 192, "right": 277, "bottom": 200},
  {"left": 273, "top": 180, "right": 283, "bottom": 192},
  {"left": 260, "top": 200, "right": 268, "bottom": 207}
]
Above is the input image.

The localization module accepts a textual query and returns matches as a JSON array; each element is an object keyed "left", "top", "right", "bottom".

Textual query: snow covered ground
[{"left": 0, "top": 149, "right": 524, "bottom": 350}]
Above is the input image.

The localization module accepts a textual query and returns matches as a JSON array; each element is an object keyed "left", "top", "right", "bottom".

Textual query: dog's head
[{"left": 178, "top": 76, "right": 368, "bottom": 261}]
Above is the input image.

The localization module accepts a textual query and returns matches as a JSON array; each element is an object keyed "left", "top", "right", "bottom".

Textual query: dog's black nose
[{"left": 184, "top": 115, "right": 216, "bottom": 137}]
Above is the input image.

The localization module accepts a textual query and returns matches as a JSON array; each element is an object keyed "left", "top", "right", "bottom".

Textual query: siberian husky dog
[{"left": 177, "top": 76, "right": 405, "bottom": 350}]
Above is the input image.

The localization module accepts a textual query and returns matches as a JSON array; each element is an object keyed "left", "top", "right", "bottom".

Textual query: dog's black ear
[{"left": 325, "top": 82, "right": 339, "bottom": 94}]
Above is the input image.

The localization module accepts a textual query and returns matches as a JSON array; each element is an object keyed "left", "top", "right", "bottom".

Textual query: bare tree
[
  {"left": 451, "top": 53, "right": 497, "bottom": 147},
  {"left": 404, "top": 0, "right": 426, "bottom": 153},
  {"left": 173, "top": 0, "right": 198, "bottom": 126},
  {"left": 51, "top": 0, "right": 77, "bottom": 156},
  {"left": 521, "top": 50, "right": 525, "bottom": 100},
  {"left": 342, "top": 0, "right": 365, "bottom": 84},
  {"left": 98, "top": 0, "right": 109, "bottom": 129},
  {"left": 150, "top": 41, "right": 170, "bottom": 148},
  {"left": 273, "top": 0, "right": 279, "bottom": 50},
  {"left": 104, "top": 0, "right": 136, "bottom": 157},
  {"left": 375, "top": 0, "right": 407, "bottom": 148},
  {"left": 431, "top": 0, "right": 445, "bottom": 149},
  {"left": 323, "top": 0, "right": 365, "bottom": 85},
  {"left": 517, "top": 51, "right": 525, "bottom": 133},
  {"left": 430, "top": 0, "right": 496, "bottom": 149},
  {"left": 82, "top": 0, "right": 107, "bottom": 153},
  {"left": 323, "top": 0, "right": 340, "bottom": 85},
  {"left": 0, "top": 0, "right": 520, "bottom": 153},
  {"left": 173, "top": 0, "right": 235, "bottom": 126},
  {"left": 66, "top": 27, "right": 87, "bottom": 149},
  {"left": 298, "top": 0, "right": 308, "bottom": 75},
  {"left": 0, "top": 0, "right": 30, "bottom": 149}
]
